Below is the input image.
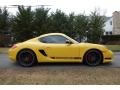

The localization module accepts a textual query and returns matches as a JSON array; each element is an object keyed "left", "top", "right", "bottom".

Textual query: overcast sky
[{"left": 0, "top": 0, "right": 120, "bottom": 16}]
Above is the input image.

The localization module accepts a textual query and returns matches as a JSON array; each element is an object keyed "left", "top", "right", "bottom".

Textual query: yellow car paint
[{"left": 8, "top": 33, "right": 113, "bottom": 64}]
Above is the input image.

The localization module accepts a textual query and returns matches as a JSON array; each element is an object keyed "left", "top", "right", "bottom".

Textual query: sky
[{"left": 0, "top": 0, "right": 120, "bottom": 16}]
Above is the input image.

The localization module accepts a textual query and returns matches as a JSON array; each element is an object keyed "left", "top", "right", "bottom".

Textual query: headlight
[{"left": 103, "top": 45, "right": 110, "bottom": 52}]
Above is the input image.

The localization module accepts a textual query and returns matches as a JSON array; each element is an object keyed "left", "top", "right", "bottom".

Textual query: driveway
[{"left": 0, "top": 52, "right": 120, "bottom": 68}]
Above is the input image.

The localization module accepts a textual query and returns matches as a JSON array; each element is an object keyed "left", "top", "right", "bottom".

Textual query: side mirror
[{"left": 66, "top": 40, "right": 73, "bottom": 44}]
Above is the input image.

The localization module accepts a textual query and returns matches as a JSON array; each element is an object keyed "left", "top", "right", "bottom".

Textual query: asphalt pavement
[{"left": 0, "top": 52, "right": 120, "bottom": 68}]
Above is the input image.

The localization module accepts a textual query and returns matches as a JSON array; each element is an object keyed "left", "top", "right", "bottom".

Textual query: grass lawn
[
  {"left": 0, "top": 67, "right": 120, "bottom": 84},
  {"left": 0, "top": 48, "right": 9, "bottom": 54},
  {"left": 106, "top": 45, "right": 120, "bottom": 52}
]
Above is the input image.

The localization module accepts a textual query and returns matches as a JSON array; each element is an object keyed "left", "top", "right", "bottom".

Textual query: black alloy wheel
[
  {"left": 84, "top": 50, "right": 103, "bottom": 66},
  {"left": 17, "top": 49, "right": 37, "bottom": 67}
]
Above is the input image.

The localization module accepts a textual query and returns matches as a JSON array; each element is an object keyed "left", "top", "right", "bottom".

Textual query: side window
[{"left": 39, "top": 35, "right": 71, "bottom": 44}]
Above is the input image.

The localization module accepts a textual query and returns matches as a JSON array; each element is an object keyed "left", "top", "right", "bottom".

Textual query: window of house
[
  {"left": 106, "top": 32, "right": 108, "bottom": 35},
  {"left": 110, "top": 21, "right": 112, "bottom": 25},
  {"left": 109, "top": 31, "right": 112, "bottom": 35}
]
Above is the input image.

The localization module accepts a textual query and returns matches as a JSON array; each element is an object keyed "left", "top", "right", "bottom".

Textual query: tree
[
  {"left": 49, "top": 10, "right": 69, "bottom": 34},
  {"left": 74, "top": 14, "right": 89, "bottom": 42},
  {"left": 0, "top": 7, "right": 10, "bottom": 32},
  {"left": 87, "top": 10, "right": 105, "bottom": 43},
  {"left": 0, "top": 7, "right": 11, "bottom": 46},
  {"left": 12, "top": 6, "right": 34, "bottom": 42},
  {"left": 33, "top": 7, "right": 50, "bottom": 36},
  {"left": 10, "top": 7, "right": 105, "bottom": 44},
  {"left": 67, "top": 13, "right": 75, "bottom": 38}
]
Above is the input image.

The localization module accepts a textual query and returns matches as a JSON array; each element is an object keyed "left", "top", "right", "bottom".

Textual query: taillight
[{"left": 11, "top": 44, "right": 17, "bottom": 49}]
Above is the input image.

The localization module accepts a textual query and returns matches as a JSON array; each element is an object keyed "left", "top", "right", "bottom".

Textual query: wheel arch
[
  {"left": 16, "top": 48, "right": 37, "bottom": 62},
  {"left": 82, "top": 48, "right": 103, "bottom": 63}
]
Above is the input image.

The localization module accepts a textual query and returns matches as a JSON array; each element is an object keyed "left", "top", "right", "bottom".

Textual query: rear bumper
[{"left": 8, "top": 48, "right": 17, "bottom": 61}]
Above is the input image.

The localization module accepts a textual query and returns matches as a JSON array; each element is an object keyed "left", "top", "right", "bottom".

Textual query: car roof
[{"left": 39, "top": 33, "right": 66, "bottom": 38}]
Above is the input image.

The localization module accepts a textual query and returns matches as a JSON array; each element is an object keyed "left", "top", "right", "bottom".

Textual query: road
[{"left": 0, "top": 52, "right": 120, "bottom": 68}]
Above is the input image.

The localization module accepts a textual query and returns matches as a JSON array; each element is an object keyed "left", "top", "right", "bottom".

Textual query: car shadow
[
  {"left": 38, "top": 62, "right": 84, "bottom": 66},
  {"left": 36, "top": 62, "right": 113, "bottom": 68},
  {"left": 9, "top": 62, "right": 114, "bottom": 68}
]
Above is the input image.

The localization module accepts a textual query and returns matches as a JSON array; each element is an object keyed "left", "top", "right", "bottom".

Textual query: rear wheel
[
  {"left": 17, "top": 49, "right": 37, "bottom": 67},
  {"left": 84, "top": 50, "right": 103, "bottom": 66}
]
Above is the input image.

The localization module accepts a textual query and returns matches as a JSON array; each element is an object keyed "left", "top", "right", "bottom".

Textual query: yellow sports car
[{"left": 8, "top": 33, "right": 113, "bottom": 67}]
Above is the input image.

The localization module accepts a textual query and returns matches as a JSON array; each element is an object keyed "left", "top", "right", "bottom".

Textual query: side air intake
[{"left": 39, "top": 50, "right": 47, "bottom": 56}]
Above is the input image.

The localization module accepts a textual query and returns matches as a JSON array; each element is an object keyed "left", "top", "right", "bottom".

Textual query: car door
[{"left": 39, "top": 35, "right": 81, "bottom": 61}]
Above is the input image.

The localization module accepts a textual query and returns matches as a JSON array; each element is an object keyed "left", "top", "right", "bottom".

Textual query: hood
[{"left": 78, "top": 42, "right": 106, "bottom": 48}]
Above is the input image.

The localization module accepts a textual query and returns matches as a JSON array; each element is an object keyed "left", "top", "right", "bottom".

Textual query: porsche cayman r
[{"left": 8, "top": 33, "right": 113, "bottom": 67}]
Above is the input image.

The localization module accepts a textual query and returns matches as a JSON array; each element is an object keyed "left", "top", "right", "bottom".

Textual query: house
[
  {"left": 104, "top": 11, "right": 120, "bottom": 35},
  {"left": 103, "top": 17, "right": 113, "bottom": 35}
]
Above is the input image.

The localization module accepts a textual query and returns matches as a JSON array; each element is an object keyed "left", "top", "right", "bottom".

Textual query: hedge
[{"left": 102, "top": 35, "right": 120, "bottom": 44}]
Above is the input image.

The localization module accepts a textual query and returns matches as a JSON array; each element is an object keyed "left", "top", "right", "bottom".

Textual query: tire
[
  {"left": 17, "top": 49, "right": 37, "bottom": 67},
  {"left": 84, "top": 50, "right": 103, "bottom": 66}
]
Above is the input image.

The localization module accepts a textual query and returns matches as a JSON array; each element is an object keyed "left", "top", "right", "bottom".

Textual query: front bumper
[{"left": 103, "top": 50, "right": 113, "bottom": 63}]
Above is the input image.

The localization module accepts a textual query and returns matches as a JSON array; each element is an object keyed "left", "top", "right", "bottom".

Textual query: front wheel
[
  {"left": 17, "top": 49, "right": 37, "bottom": 67},
  {"left": 84, "top": 50, "right": 103, "bottom": 66}
]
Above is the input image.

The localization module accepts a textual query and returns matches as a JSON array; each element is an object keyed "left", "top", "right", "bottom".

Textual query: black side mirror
[{"left": 66, "top": 40, "right": 72, "bottom": 44}]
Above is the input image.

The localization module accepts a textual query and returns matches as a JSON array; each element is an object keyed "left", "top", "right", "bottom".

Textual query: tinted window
[{"left": 39, "top": 35, "right": 70, "bottom": 44}]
